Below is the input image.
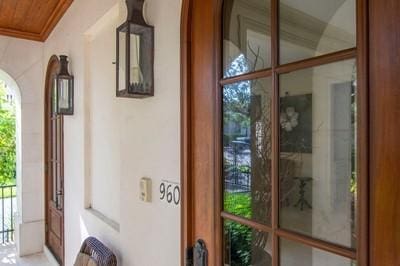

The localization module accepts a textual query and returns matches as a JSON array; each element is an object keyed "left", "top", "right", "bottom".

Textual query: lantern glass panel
[
  {"left": 52, "top": 77, "right": 57, "bottom": 114},
  {"left": 118, "top": 29, "right": 127, "bottom": 92},
  {"left": 58, "top": 78, "right": 70, "bottom": 109},
  {"left": 129, "top": 33, "right": 143, "bottom": 90},
  {"left": 128, "top": 24, "right": 153, "bottom": 95}
]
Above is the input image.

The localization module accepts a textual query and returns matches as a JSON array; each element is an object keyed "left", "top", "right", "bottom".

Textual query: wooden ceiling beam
[{"left": 0, "top": 27, "right": 42, "bottom": 41}]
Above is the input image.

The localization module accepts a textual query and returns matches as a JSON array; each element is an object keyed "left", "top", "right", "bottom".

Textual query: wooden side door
[{"left": 44, "top": 55, "right": 65, "bottom": 265}]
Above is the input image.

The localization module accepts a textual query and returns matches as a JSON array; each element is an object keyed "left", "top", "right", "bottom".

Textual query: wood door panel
[
  {"left": 50, "top": 207, "right": 62, "bottom": 238},
  {"left": 49, "top": 231, "right": 62, "bottom": 260}
]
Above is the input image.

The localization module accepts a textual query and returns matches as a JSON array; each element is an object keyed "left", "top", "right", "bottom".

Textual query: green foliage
[
  {"left": 350, "top": 171, "right": 357, "bottom": 194},
  {"left": 224, "top": 192, "right": 252, "bottom": 265},
  {"left": 223, "top": 79, "right": 251, "bottom": 130},
  {"left": 224, "top": 192, "right": 251, "bottom": 218},
  {"left": 0, "top": 83, "right": 16, "bottom": 185},
  {"left": 223, "top": 55, "right": 252, "bottom": 140}
]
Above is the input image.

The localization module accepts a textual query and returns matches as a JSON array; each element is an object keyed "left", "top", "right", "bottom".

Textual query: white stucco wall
[
  {"left": 0, "top": 36, "right": 45, "bottom": 256},
  {"left": 43, "top": 0, "right": 181, "bottom": 265}
]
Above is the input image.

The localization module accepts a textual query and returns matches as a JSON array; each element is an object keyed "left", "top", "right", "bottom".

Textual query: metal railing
[
  {"left": 0, "top": 185, "right": 16, "bottom": 243},
  {"left": 224, "top": 141, "right": 252, "bottom": 193},
  {"left": 224, "top": 163, "right": 251, "bottom": 193}
]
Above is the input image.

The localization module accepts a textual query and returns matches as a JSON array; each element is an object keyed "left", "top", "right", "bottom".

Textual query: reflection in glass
[
  {"left": 279, "top": 0, "right": 356, "bottom": 64},
  {"left": 223, "top": 0, "right": 271, "bottom": 78},
  {"left": 223, "top": 78, "right": 272, "bottom": 225},
  {"left": 280, "top": 238, "right": 356, "bottom": 266},
  {"left": 224, "top": 220, "right": 271, "bottom": 266},
  {"left": 279, "top": 59, "right": 357, "bottom": 248}
]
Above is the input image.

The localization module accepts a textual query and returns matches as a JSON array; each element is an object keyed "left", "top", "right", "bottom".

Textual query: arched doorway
[
  {"left": 44, "top": 55, "right": 65, "bottom": 265},
  {"left": 0, "top": 70, "right": 20, "bottom": 246},
  {"left": 0, "top": 44, "right": 45, "bottom": 258}
]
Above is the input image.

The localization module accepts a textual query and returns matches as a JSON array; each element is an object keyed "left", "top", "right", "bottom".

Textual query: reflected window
[
  {"left": 223, "top": 0, "right": 271, "bottom": 77},
  {"left": 279, "top": 0, "right": 356, "bottom": 64}
]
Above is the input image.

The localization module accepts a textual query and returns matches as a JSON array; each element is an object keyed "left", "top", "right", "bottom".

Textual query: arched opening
[
  {"left": 0, "top": 69, "right": 21, "bottom": 248},
  {"left": 0, "top": 62, "right": 53, "bottom": 264}
]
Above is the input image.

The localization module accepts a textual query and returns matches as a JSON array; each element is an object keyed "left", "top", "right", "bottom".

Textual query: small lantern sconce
[
  {"left": 54, "top": 55, "right": 74, "bottom": 115},
  {"left": 116, "top": 0, "right": 154, "bottom": 98}
]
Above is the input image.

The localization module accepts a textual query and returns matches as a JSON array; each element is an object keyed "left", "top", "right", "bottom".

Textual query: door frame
[
  {"left": 44, "top": 55, "right": 65, "bottom": 265},
  {"left": 180, "top": 0, "right": 224, "bottom": 264},
  {"left": 368, "top": 0, "right": 400, "bottom": 265},
  {"left": 180, "top": 0, "right": 370, "bottom": 265}
]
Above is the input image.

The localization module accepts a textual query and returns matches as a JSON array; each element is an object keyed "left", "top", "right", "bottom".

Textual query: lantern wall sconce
[
  {"left": 116, "top": 0, "right": 154, "bottom": 98},
  {"left": 54, "top": 55, "right": 74, "bottom": 115}
]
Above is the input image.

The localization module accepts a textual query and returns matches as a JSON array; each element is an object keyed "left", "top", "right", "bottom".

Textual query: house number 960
[{"left": 160, "top": 181, "right": 180, "bottom": 205}]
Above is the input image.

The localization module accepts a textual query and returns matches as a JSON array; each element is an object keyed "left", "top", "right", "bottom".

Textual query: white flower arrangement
[{"left": 280, "top": 106, "right": 299, "bottom": 132}]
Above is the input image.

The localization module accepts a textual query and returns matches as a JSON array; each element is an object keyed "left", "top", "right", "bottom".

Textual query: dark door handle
[{"left": 194, "top": 240, "right": 207, "bottom": 266}]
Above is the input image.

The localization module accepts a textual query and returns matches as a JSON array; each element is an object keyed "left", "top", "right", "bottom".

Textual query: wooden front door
[
  {"left": 181, "top": 0, "right": 375, "bottom": 265},
  {"left": 44, "top": 55, "right": 65, "bottom": 265}
]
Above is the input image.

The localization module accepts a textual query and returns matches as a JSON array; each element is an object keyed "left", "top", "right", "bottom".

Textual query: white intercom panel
[{"left": 140, "top": 177, "right": 152, "bottom": 202}]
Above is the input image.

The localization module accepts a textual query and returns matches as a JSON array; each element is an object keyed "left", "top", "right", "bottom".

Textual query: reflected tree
[{"left": 0, "top": 82, "right": 16, "bottom": 185}]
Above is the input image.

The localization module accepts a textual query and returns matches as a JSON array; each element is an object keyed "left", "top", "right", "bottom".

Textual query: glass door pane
[
  {"left": 223, "top": 0, "right": 271, "bottom": 78},
  {"left": 279, "top": 59, "right": 357, "bottom": 248},
  {"left": 224, "top": 220, "right": 272, "bottom": 266},
  {"left": 56, "top": 117, "right": 63, "bottom": 210},
  {"left": 220, "top": 0, "right": 360, "bottom": 264},
  {"left": 280, "top": 238, "right": 356, "bottom": 266},
  {"left": 223, "top": 77, "right": 272, "bottom": 225},
  {"left": 279, "top": 0, "right": 356, "bottom": 64},
  {"left": 51, "top": 118, "right": 57, "bottom": 204}
]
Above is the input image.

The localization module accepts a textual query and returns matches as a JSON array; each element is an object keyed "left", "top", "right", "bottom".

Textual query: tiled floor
[{"left": 0, "top": 244, "right": 52, "bottom": 266}]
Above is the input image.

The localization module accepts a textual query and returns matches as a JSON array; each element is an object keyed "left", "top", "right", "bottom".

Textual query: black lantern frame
[
  {"left": 116, "top": 0, "right": 154, "bottom": 98},
  {"left": 54, "top": 55, "right": 74, "bottom": 115}
]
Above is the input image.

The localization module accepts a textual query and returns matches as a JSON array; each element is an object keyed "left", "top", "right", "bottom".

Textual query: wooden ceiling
[{"left": 0, "top": 0, "right": 73, "bottom": 42}]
